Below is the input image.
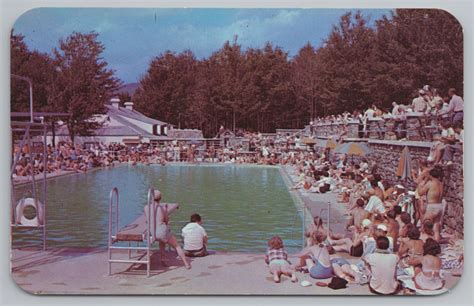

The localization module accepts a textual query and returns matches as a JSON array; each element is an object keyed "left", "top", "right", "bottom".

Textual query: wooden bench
[{"left": 114, "top": 203, "right": 180, "bottom": 242}]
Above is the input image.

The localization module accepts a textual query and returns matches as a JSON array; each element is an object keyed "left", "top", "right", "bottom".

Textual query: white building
[{"left": 47, "top": 98, "right": 203, "bottom": 146}]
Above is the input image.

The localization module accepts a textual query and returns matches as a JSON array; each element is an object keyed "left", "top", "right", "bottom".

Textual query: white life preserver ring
[{"left": 15, "top": 198, "right": 44, "bottom": 227}]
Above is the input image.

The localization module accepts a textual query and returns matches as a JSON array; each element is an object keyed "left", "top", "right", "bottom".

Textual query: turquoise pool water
[{"left": 13, "top": 164, "right": 303, "bottom": 252}]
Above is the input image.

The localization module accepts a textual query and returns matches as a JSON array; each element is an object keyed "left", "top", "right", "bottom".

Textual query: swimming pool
[{"left": 13, "top": 164, "right": 303, "bottom": 252}]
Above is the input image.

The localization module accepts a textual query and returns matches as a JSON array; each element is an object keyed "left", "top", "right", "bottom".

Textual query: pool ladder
[{"left": 108, "top": 187, "right": 156, "bottom": 277}]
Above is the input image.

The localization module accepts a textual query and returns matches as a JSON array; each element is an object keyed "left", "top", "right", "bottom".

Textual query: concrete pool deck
[{"left": 10, "top": 164, "right": 461, "bottom": 295}]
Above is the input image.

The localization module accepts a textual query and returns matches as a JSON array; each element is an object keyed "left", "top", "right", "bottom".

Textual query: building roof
[
  {"left": 50, "top": 105, "right": 200, "bottom": 141},
  {"left": 53, "top": 121, "right": 141, "bottom": 137},
  {"left": 105, "top": 105, "right": 169, "bottom": 126}
]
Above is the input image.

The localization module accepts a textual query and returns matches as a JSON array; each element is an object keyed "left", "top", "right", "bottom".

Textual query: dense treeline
[
  {"left": 11, "top": 9, "right": 462, "bottom": 138},
  {"left": 134, "top": 9, "right": 463, "bottom": 136}
]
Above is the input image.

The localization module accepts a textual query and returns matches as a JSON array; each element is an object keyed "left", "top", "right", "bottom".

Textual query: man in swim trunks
[{"left": 418, "top": 168, "right": 444, "bottom": 241}]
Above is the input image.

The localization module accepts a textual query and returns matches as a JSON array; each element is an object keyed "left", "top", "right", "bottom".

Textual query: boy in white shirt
[{"left": 181, "top": 213, "right": 208, "bottom": 257}]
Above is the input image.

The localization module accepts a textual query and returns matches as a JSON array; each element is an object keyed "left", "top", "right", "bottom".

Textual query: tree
[
  {"left": 188, "top": 59, "right": 220, "bottom": 136},
  {"left": 208, "top": 38, "right": 245, "bottom": 132},
  {"left": 131, "top": 9, "right": 463, "bottom": 134},
  {"left": 291, "top": 43, "right": 318, "bottom": 122},
  {"left": 134, "top": 50, "right": 198, "bottom": 129},
  {"left": 10, "top": 31, "right": 54, "bottom": 113},
  {"left": 49, "top": 32, "right": 121, "bottom": 143},
  {"left": 314, "top": 11, "right": 376, "bottom": 115},
  {"left": 242, "top": 43, "right": 293, "bottom": 132},
  {"left": 372, "top": 9, "right": 463, "bottom": 106}
]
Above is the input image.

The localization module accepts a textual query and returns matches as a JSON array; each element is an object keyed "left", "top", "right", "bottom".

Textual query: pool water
[{"left": 13, "top": 164, "right": 303, "bottom": 252}]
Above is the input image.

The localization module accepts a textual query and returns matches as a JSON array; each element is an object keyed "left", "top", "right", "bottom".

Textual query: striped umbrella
[
  {"left": 396, "top": 146, "right": 412, "bottom": 181},
  {"left": 334, "top": 142, "right": 371, "bottom": 156}
]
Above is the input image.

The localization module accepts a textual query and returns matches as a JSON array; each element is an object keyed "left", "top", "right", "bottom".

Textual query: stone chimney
[
  {"left": 110, "top": 97, "right": 120, "bottom": 109},
  {"left": 124, "top": 101, "right": 134, "bottom": 111}
]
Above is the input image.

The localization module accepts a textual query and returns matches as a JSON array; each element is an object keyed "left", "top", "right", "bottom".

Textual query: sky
[{"left": 13, "top": 8, "right": 392, "bottom": 83}]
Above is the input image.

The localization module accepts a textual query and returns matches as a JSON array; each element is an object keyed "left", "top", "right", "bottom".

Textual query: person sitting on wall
[
  {"left": 428, "top": 120, "right": 456, "bottom": 165},
  {"left": 441, "top": 121, "right": 463, "bottom": 165},
  {"left": 181, "top": 213, "right": 208, "bottom": 257}
]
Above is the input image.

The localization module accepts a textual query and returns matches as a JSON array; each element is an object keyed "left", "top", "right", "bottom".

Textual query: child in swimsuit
[
  {"left": 265, "top": 236, "right": 297, "bottom": 283},
  {"left": 296, "top": 231, "right": 334, "bottom": 279}
]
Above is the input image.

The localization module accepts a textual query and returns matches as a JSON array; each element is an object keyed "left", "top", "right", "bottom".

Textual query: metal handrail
[
  {"left": 146, "top": 188, "right": 155, "bottom": 277},
  {"left": 108, "top": 187, "right": 119, "bottom": 275},
  {"left": 319, "top": 202, "right": 331, "bottom": 232}
]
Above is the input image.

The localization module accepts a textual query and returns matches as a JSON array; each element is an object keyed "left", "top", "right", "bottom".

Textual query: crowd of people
[
  {"left": 12, "top": 85, "right": 463, "bottom": 178},
  {"left": 11, "top": 131, "right": 321, "bottom": 178},
  {"left": 140, "top": 138, "right": 463, "bottom": 294},
  {"left": 310, "top": 86, "right": 463, "bottom": 126},
  {"left": 11, "top": 85, "right": 463, "bottom": 294},
  {"left": 264, "top": 146, "right": 463, "bottom": 294},
  {"left": 307, "top": 86, "right": 464, "bottom": 165}
]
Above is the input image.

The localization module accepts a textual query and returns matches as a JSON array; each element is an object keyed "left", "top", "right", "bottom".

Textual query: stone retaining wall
[
  {"left": 315, "top": 139, "right": 464, "bottom": 235},
  {"left": 367, "top": 141, "right": 463, "bottom": 235}
]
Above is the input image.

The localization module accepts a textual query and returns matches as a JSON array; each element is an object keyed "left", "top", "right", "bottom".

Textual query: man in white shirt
[
  {"left": 181, "top": 213, "right": 208, "bottom": 257},
  {"left": 362, "top": 224, "right": 394, "bottom": 256},
  {"left": 363, "top": 236, "right": 400, "bottom": 295},
  {"left": 412, "top": 90, "right": 428, "bottom": 113}
]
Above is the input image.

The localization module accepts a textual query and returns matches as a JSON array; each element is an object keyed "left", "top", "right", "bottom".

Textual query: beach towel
[{"left": 365, "top": 195, "right": 385, "bottom": 213}]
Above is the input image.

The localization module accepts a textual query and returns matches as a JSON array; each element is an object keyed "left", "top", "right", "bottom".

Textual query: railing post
[
  {"left": 42, "top": 125, "right": 47, "bottom": 250},
  {"left": 327, "top": 201, "right": 331, "bottom": 232},
  {"left": 147, "top": 188, "right": 154, "bottom": 277},
  {"left": 302, "top": 204, "right": 305, "bottom": 248},
  {"left": 108, "top": 187, "right": 118, "bottom": 276}
]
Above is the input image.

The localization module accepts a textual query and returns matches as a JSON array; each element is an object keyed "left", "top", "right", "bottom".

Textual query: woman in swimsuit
[
  {"left": 144, "top": 191, "right": 190, "bottom": 269},
  {"left": 398, "top": 226, "right": 424, "bottom": 268},
  {"left": 410, "top": 238, "right": 444, "bottom": 291},
  {"left": 295, "top": 231, "right": 334, "bottom": 279}
]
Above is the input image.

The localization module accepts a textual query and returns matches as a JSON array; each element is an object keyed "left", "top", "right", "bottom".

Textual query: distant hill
[{"left": 116, "top": 83, "right": 139, "bottom": 96}]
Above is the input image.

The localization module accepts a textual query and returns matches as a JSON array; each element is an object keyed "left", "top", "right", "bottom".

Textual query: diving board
[{"left": 107, "top": 187, "right": 179, "bottom": 277}]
